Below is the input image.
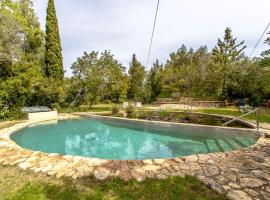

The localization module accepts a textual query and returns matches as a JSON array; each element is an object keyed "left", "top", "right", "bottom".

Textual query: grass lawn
[
  {"left": 197, "top": 107, "right": 270, "bottom": 124},
  {"left": 0, "top": 121, "right": 22, "bottom": 130},
  {"left": 0, "top": 165, "right": 227, "bottom": 200}
]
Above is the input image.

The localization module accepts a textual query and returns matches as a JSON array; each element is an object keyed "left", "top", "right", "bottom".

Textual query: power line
[
  {"left": 249, "top": 22, "right": 270, "bottom": 58},
  {"left": 146, "top": 0, "right": 160, "bottom": 68}
]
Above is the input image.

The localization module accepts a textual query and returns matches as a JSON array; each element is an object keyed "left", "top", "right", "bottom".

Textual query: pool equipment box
[{"left": 22, "top": 107, "right": 58, "bottom": 121}]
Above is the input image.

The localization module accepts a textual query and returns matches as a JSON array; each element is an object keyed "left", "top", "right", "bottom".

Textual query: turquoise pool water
[{"left": 11, "top": 118, "right": 258, "bottom": 160}]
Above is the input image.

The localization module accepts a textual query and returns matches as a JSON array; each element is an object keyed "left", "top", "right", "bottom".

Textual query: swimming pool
[{"left": 11, "top": 117, "right": 259, "bottom": 160}]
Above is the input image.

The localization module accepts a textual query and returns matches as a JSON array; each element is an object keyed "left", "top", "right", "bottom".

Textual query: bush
[
  {"left": 126, "top": 104, "right": 137, "bottom": 118},
  {"left": 159, "top": 110, "right": 170, "bottom": 120},
  {"left": 182, "top": 111, "right": 192, "bottom": 121},
  {"left": 138, "top": 111, "right": 153, "bottom": 119},
  {"left": 112, "top": 105, "right": 120, "bottom": 116},
  {"left": 0, "top": 107, "right": 27, "bottom": 120}
]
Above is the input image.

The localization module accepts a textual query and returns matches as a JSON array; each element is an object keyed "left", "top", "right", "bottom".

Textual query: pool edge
[{"left": 1, "top": 115, "right": 270, "bottom": 199}]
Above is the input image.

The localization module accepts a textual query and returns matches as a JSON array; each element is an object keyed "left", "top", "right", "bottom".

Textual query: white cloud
[{"left": 33, "top": 0, "right": 270, "bottom": 76}]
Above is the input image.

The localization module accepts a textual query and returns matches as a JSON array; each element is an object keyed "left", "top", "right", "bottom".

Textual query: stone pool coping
[{"left": 0, "top": 114, "right": 270, "bottom": 200}]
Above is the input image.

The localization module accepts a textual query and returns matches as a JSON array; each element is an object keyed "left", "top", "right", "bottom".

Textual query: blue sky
[{"left": 33, "top": 0, "right": 270, "bottom": 76}]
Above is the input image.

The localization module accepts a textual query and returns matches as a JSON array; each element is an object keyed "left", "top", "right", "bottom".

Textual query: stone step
[
  {"left": 215, "top": 139, "right": 231, "bottom": 152},
  {"left": 205, "top": 139, "right": 220, "bottom": 152},
  {"left": 225, "top": 138, "right": 242, "bottom": 150}
]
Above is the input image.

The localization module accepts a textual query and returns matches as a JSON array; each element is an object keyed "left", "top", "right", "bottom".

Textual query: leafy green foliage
[
  {"left": 1, "top": 1, "right": 270, "bottom": 121},
  {"left": 69, "top": 51, "right": 128, "bottom": 108},
  {"left": 127, "top": 54, "right": 146, "bottom": 101},
  {"left": 45, "top": 0, "right": 64, "bottom": 80},
  {"left": 261, "top": 31, "right": 270, "bottom": 67},
  {"left": 162, "top": 45, "right": 210, "bottom": 99},
  {"left": 145, "top": 59, "right": 163, "bottom": 102},
  {"left": 125, "top": 103, "right": 137, "bottom": 118},
  {"left": 112, "top": 104, "right": 120, "bottom": 116},
  {"left": 0, "top": 0, "right": 46, "bottom": 112},
  {"left": 207, "top": 27, "right": 246, "bottom": 100},
  {"left": 0, "top": 0, "right": 65, "bottom": 120},
  {"left": 0, "top": 107, "right": 26, "bottom": 120}
]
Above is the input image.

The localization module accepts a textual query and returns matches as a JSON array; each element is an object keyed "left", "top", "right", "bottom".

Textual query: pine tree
[
  {"left": 207, "top": 27, "right": 246, "bottom": 100},
  {"left": 45, "top": 0, "right": 63, "bottom": 80},
  {"left": 147, "top": 59, "right": 163, "bottom": 102},
  {"left": 127, "top": 54, "right": 146, "bottom": 101},
  {"left": 260, "top": 32, "right": 270, "bottom": 99},
  {"left": 261, "top": 32, "right": 270, "bottom": 67}
]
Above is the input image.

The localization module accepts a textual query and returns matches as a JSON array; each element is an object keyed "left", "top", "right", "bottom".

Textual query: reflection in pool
[{"left": 11, "top": 118, "right": 258, "bottom": 160}]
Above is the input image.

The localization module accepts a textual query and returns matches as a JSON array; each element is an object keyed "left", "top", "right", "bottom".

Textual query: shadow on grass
[{"left": 7, "top": 176, "right": 227, "bottom": 200}]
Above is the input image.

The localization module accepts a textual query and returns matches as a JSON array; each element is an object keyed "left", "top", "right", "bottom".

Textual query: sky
[{"left": 32, "top": 0, "right": 270, "bottom": 76}]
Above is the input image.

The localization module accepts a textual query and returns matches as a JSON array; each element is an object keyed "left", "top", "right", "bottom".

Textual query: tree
[
  {"left": 97, "top": 51, "right": 128, "bottom": 103},
  {"left": 162, "top": 45, "right": 210, "bottom": 99},
  {"left": 260, "top": 31, "right": 270, "bottom": 99},
  {"left": 261, "top": 31, "right": 270, "bottom": 67},
  {"left": 127, "top": 54, "right": 146, "bottom": 101},
  {"left": 146, "top": 59, "right": 163, "bottom": 102},
  {"left": 0, "top": 0, "right": 46, "bottom": 109},
  {"left": 0, "top": 11, "right": 21, "bottom": 79},
  {"left": 45, "top": 0, "right": 63, "bottom": 80},
  {"left": 70, "top": 51, "right": 128, "bottom": 108},
  {"left": 207, "top": 27, "right": 246, "bottom": 100}
]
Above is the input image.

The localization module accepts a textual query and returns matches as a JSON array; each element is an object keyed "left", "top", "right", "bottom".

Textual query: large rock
[
  {"left": 251, "top": 170, "right": 270, "bottom": 181},
  {"left": 240, "top": 177, "right": 266, "bottom": 188},
  {"left": 227, "top": 190, "right": 252, "bottom": 200},
  {"left": 203, "top": 165, "right": 220, "bottom": 176},
  {"left": 130, "top": 168, "right": 146, "bottom": 182},
  {"left": 94, "top": 168, "right": 111, "bottom": 180}
]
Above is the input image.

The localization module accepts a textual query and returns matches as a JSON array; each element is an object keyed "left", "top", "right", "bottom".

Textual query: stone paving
[{"left": 0, "top": 117, "right": 270, "bottom": 200}]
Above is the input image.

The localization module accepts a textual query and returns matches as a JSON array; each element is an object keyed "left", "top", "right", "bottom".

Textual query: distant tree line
[
  {"left": 0, "top": 0, "right": 270, "bottom": 119},
  {"left": 69, "top": 27, "right": 270, "bottom": 106}
]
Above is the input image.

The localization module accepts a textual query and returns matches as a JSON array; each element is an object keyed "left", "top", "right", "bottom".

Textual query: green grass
[
  {"left": 197, "top": 107, "right": 270, "bottom": 123},
  {"left": 0, "top": 121, "right": 22, "bottom": 130},
  {"left": 0, "top": 164, "right": 227, "bottom": 200}
]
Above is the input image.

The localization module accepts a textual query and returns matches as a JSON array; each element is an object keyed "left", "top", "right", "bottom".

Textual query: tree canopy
[{"left": 69, "top": 51, "right": 128, "bottom": 108}]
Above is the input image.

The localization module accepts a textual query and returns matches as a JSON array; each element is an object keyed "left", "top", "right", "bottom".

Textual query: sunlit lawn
[
  {"left": 197, "top": 107, "right": 270, "bottom": 123},
  {"left": 0, "top": 164, "right": 227, "bottom": 200}
]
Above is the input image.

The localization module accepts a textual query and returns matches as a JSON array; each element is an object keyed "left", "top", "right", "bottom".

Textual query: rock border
[{"left": 0, "top": 115, "right": 270, "bottom": 200}]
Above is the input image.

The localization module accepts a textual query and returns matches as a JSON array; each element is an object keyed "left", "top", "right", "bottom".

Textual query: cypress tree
[{"left": 45, "top": 0, "right": 64, "bottom": 80}]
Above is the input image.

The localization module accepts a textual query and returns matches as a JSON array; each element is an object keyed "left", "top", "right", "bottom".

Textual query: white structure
[
  {"left": 27, "top": 111, "right": 58, "bottom": 121},
  {"left": 123, "top": 102, "right": 129, "bottom": 108},
  {"left": 136, "top": 102, "right": 142, "bottom": 108},
  {"left": 22, "top": 107, "right": 58, "bottom": 121}
]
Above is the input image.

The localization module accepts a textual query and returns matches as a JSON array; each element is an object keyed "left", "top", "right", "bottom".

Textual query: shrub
[
  {"left": 182, "top": 111, "right": 191, "bottom": 121},
  {"left": 0, "top": 107, "right": 27, "bottom": 120},
  {"left": 126, "top": 104, "right": 137, "bottom": 118},
  {"left": 159, "top": 110, "right": 170, "bottom": 120},
  {"left": 112, "top": 105, "right": 120, "bottom": 116}
]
